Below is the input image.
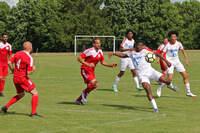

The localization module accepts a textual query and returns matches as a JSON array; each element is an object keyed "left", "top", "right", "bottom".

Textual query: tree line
[{"left": 0, "top": 0, "right": 200, "bottom": 52}]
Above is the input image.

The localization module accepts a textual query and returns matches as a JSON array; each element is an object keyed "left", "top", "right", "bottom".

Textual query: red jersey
[
  {"left": 80, "top": 47, "right": 104, "bottom": 71},
  {"left": 157, "top": 44, "right": 166, "bottom": 58},
  {"left": 0, "top": 42, "right": 12, "bottom": 66},
  {"left": 10, "top": 51, "right": 33, "bottom": 78}
]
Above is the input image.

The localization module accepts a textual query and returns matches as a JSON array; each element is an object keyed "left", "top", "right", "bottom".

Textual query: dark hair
[
  {"left": 92, "top": 37, "right": 100, "bottom": 44},
  {"left": 135, "top": 40, "right": 144, "bottom": 46},
  {"left": 2, "top": 32, "right": 7, "bottom": 36},
  {"left": 125, "top": 29, "right": 134, "bottom": 36},
  {"left": 168, "top": 30, "right": 179, "bottom": 38}
]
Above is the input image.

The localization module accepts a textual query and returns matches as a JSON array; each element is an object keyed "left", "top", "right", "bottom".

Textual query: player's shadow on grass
[
  {"left": 132, "top": 94, "right": 184, "bottom": 99},
  {"left": 0, "top": 111, "right": 29, "bottom": 116},
  {"left": 102, "top": 104, "right": 153, "bottom": 113},
  {"left": 58, "top": 101, "right": 76, "bottom": 105}
]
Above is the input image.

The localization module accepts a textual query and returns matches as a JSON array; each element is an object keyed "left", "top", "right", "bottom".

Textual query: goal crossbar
[{"left": 74, "top": 35, "right": 116, "bottom": 55}]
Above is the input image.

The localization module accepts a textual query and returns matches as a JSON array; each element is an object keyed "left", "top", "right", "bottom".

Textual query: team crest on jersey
[
  {"left": 98, "top": 54, "right": 101, "bottom": 58},
  {"left": 6, "top": 47, "right": 9, "bottom": 50}
]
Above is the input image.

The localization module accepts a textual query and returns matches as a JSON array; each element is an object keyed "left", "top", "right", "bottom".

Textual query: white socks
[
  {"left": 133, "top": 77, "right": 140, "bottom": 88},
  {"left": 159, "top": 83, "right": 165, "bottom": 90},
  {"left": 150, "top": 99, "right": 158, "bottom": 110},
  {"left": 185, "top": 83, "right": 191, "bottom": 93},
  {"left": 113, "top": 76, "right": 120, "bottom": 86}
]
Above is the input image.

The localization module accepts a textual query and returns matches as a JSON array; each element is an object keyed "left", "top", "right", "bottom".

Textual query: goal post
[{"left": 74, "top": 35, "right": 116, "bottom": 55}]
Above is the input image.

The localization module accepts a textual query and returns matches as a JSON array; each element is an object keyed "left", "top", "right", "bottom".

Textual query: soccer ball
[{"left": 145, "top": 52, "right": 156, "bottom": 63}]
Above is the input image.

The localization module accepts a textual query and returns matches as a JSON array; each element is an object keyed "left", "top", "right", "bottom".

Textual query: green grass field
[{"left": 0, "top": 51, "right": 200, "bottom": 133}]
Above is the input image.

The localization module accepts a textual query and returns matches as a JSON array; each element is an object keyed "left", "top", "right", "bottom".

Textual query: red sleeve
[
  {"left": 101, "top": 55, "right": 104, "bottom": 61},
  {"left": 156, "top": 49, "right": 161, "bottom": 54},
  {"left": 80, "top": 53, "right": 86, "bottom": 59},
  {"left": 28, "top": 56, "right": 33, "bottom": 71},
  {"left": 143, "top": 46, "right": 156, "bottom": 54},
  {"left": 8, "top": 51, "right": 12, "bottom": 56}
]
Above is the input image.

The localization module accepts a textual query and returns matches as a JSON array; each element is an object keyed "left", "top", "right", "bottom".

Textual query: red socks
[
  {"left": 0, "top": 79, "right": 5, "bottom": 93},
  {"left": 77, "top": 84, "right": 97, "bottom": 101},
  {"left": 6, "top": 95, "right": 24, "bottom": 109},
  {"left": 31, "top": 95, "right": 38, "bottom": 114}
]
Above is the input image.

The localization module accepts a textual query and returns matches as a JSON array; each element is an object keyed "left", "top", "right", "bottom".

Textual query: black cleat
[
  {"left": 0, "top": 93, "right": 4, "bottom": 97},
  {"left": 75, "top": 100, "right": 84, "bottom": 105},
  {"left": 29, "top": 113, "right": 41, "bottom": 118},
  {"left": 1, "top": 106, "right": 7, "bottom": 113}
]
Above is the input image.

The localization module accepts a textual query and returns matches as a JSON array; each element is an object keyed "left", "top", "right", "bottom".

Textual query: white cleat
[
  {"left": 157, "top": 87, "right": 162, "bottom": 97},
  {"left": 112, "top": 85, "right": 118, "bottom": 92},
  {"left": 186, "top": 92, "right": 197, "bottom": 98}
]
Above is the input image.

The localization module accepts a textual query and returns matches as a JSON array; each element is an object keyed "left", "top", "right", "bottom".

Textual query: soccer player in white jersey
[
  {"left": 112, "top": 29, "right": 142, "bottom": 92},
  {"left": 109, "top": 41, "right": 178, "bottom": 112},
  {"left": 157, "top": 31, "right": 197, "bottom": 97}
]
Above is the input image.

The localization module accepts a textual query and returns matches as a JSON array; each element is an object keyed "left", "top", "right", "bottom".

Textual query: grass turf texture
[{"left": 0, "top": 51, "right": 200, "bottom": 133}]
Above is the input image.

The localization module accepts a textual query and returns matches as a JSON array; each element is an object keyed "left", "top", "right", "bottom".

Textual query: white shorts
[
  {"left": 167, "top": 61, "right": 185, "bottom": 74},
  {"left": 138, "top": 68, "right": 163, "bottom": 84},
  {"left": 120, "top": 58, "right": 135, "bottom": 71}
]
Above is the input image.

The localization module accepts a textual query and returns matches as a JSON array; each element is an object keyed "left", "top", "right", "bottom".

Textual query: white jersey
[
  {"left": 121, "top": 38, "right": 135, "bottom": 54},
  {"left": 163, "top": 41, "right": 183, "bottom": 62},
  {"left": 127, "top": 47, "right": 154, "bottom": 75}
]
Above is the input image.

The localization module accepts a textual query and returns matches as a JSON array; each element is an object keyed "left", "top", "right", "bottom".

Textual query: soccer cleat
[
  {"left": 1, "top": 106, "right": 7, "bottom": 113},
  {"left": 186, "top": 92, "right": 197, "bottom": 98},
  {"left": 154, "top": 108, "right": 159, "bottom": 113},
  {"left": 136, "top": 87, "right": 144, "bottom": 91},
  {"left": 29, "top": 113, "right": 41, "bottom": 118},
  {"left": 167, "top": 85, "right": 179, "bottom": 91},
  {"left": 0, "top": 93, "right": 4, "bottom": 96},
  {"left": 81, "top": 91, "right": 87, "bottom": 102},
  {"left": 75, "top": 100, "right": 84, "bottom": 105},
  {"left": 157, "top": 87, "right": 162, "bottom": 97},
  {"left": 112, "top": 85, "right": 118, "bottom": 92}
]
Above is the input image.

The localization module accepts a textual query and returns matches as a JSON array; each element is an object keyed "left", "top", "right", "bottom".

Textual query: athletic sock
[
  {"left": 31, "top": 94, "right": 38, "bottom": 114},
  {"left": 133, "top": 77, "right": 140, "bottom": 88},
  {"left": 150, "top": 99, "right": 158, "bottom": 110},
  {"left": 77, "top": 94, "right": 82, "bottom": 101},
  {"left": 6, "top": 95, "right": 24, "bottom": 109},
  {"left": 113, "top": 76, "right": 120, "bottom": 86},
  {"left": 159, "top": 83, "right": 166, "bottom": 90},
  {"left": 185, "top": 83, "right": 191, "bottom": 93}
]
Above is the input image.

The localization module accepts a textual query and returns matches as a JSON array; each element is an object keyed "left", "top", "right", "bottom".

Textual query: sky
[{"left": 0, "top": 0, "right": 199, "bottom": 7}]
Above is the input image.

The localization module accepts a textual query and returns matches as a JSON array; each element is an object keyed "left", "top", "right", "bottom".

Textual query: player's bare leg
[
  {"left": 142, "top": 82, "right": 158, "bottom": 112},
  {"left": 76, "top": 79, "right": 98, "bottom": 105},
  {"left": 180, "top": 71, "right": 197, "bottom": 97},
  {"left": 0, "top": 76, "right": 6, "bottom": 96},
  {"left": 1, "top": 92, "right": 25, "bottom": 113},
  {"left": 131, "top": 69, "right": 143, "bottom": 91},
  {"left": 112, "top": 71, "right": 124, "bottom": 92},
  {"left": 29, "top": 88, "right": 40, "bottom": 117}
]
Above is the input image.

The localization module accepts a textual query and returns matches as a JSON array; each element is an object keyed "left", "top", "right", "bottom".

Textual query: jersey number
[{"left": 17, "top": 59, "right": 21, "bottom": 69}]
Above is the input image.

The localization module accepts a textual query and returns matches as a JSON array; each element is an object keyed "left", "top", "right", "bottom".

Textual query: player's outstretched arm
[
  {"left": 155, "top": 53, "right": 171, "bottom": 67},
  {"left": 120, "top": 47, "right": 135, "bottom": 52},
  {"left": 101, "top": 60, "right": 117, "bottom": 68},
  {"left": 181, "top": 49, "right": 189, "bottom": 67},
  {"left": 8, "top": 61, "right": 14, "bottom": 74},
  {"left": 108, "top": 52, "right": 128, "bottom": 59},
  {"left": 77, "top": 55, "right": 95, "bottom": 68}
]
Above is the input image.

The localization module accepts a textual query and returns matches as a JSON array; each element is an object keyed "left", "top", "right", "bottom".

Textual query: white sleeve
[{"left": 179, "top": 42, "right": 184, "bottom": 50}]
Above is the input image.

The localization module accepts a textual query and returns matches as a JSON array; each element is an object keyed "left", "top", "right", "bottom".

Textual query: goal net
[{"left": 74, "top": 35, "right": 116, "bottom": 55}]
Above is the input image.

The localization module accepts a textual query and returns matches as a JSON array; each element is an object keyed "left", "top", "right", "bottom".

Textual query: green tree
[{"left": 0, "top": 2, "right": 10, "bottom": 36}]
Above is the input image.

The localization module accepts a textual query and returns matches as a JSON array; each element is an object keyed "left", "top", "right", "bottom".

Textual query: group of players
[
  {"left": 0, "top": 33, "right": 39, "bottom": 117},
  {"left": 75, "top": 29, "right": 197, "bottom": 112}
]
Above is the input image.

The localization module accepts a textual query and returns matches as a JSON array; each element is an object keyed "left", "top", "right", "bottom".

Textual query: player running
[
  {"left": 109, "top": 41, "right": 179, "bottom": 112},
  {"left": 112, "top": 29, "right": 142, "bottom": 92},
  {"left": 0, "top": 33, "right": 12, "bottom": 96},
  {"left": 157, "top": 37, "right": 168, "bottom": 76},
  {"left": 75, "top": 37, "right": 117, "bottom": 105},
  {"left": 1, "top": 41, "right": 40, "bottom": 117},
  {"left": 157, "top": 31, "right": 197, "bottom": 97}
]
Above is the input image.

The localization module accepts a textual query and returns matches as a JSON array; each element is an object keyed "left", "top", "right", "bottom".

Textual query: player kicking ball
[
  {"left": 1, "top": 41, "right": 40, "bottom": 117},
  {"left": 112, "top": 29, "right": 142, "bottom": 92},
  {"left": 109, "top": 41, "right": 179, "bottom": 112},
  {"left": 75, "top": 37, "right": 117, "bottom": 105},
  {"left": 157, "top": 31, "right": 197, "bottom": 97}
]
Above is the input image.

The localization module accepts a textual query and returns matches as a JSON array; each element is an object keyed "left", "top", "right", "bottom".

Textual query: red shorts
[
  {"left": 0, "top": 66, "right": 8, "bottom": 77},
  {"left": 81, "top": 68, "right": 95, "bottom": 83},
  {"left": 13, "top": 77, "right": 36, "bottom": 94},
  {"left": 159, "top": 59, "right": 167, "bottom": 71}
]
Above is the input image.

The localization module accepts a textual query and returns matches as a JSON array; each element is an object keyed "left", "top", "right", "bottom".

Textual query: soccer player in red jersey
[
  {"left": 75, "top": 37, "right": 117, "bottom": 105},
  {"left": 157, "top": 37, "right": 168, "bottom": 76},
  {"left": 0, "top": 33, "right": 12, "bottom": 96},
  {"left": 1, "top": 41, "right": 40, "bottom": 117}
]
